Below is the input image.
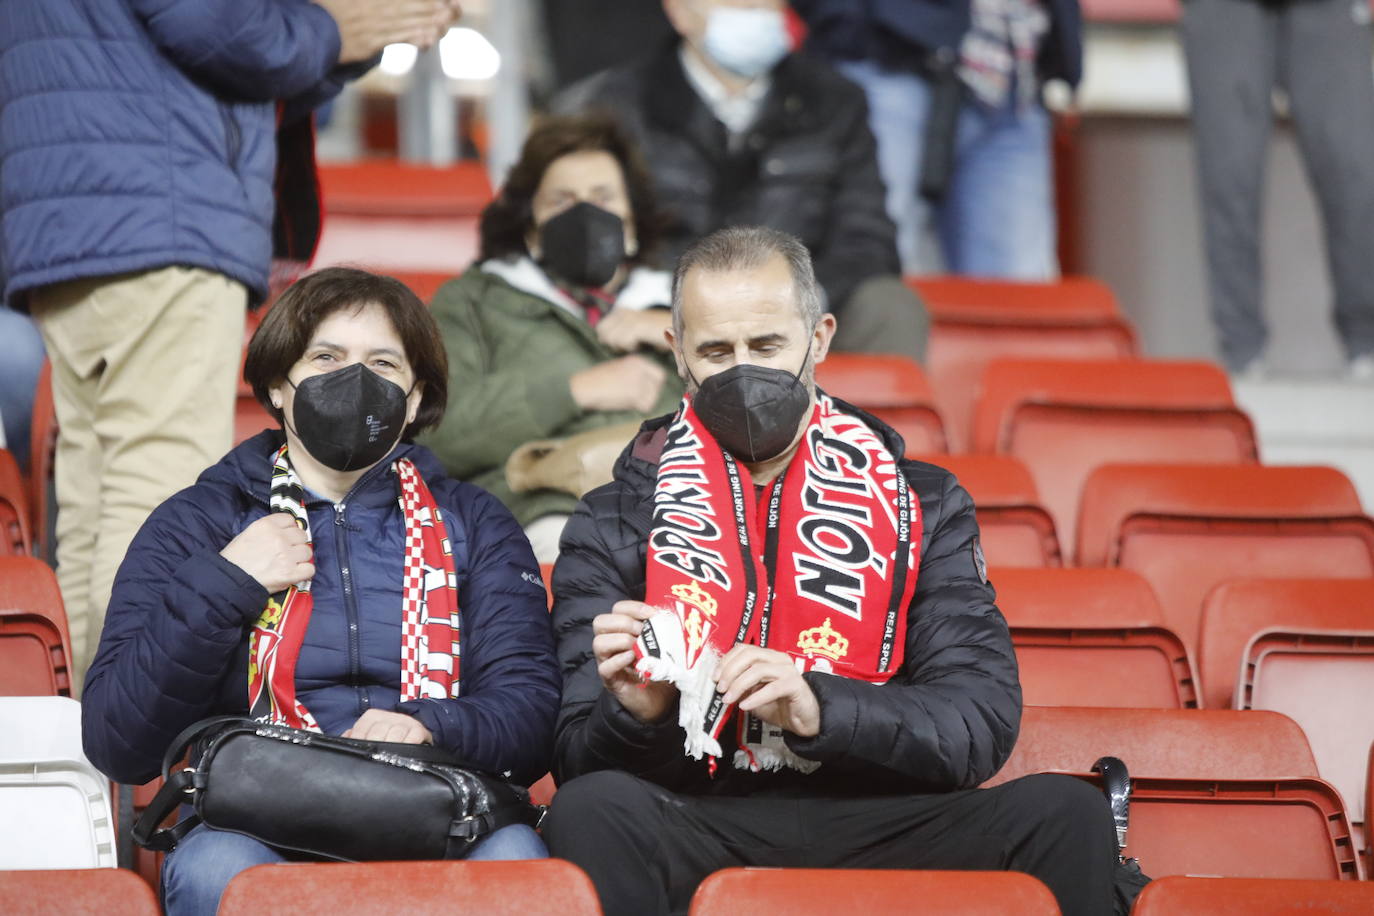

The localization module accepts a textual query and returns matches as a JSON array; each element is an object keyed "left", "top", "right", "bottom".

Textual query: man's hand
[
  {"left": 592, "top": 600, "right": 677, "bottom": 724},
  {"left": 342, "top": 709, "right": 433, "bottom": 744},
  {"left": 714, "top": 645, "right": 821, "bottom": 738},
  {"left": 595, "top": 309, "right": 672, "bottom": 354},
  {"left": 316, "top": 0, "right": 462, "bottom": 64},
  {"left": 570, "top": 355, "right": 667, "bottom": 413},
  {"left": 220, "top": 513, "right": 315, "bottom": 595}
]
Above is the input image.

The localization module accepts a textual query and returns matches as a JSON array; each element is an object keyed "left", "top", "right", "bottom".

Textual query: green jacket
[{"left": 420, "top": 265, "right": 685, "bottom": 526}]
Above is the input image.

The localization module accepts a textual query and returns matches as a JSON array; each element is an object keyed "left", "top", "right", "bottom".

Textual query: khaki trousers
[{"left": 29, "top": 267, "right": 247, "bottom": 690}]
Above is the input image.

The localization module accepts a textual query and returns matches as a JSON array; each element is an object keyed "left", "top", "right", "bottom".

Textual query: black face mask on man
[
  {"left": 537, "top": 201, "right": 626, "bottom": 289},
  {"left": 286, "top": 363, "right": 411, "bottom": 472},
  {"left": 689, "top": 344, "right": 814, "bottom": 464}
]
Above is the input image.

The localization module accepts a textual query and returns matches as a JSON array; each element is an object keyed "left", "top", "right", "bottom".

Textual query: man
[
  {"left": 0, "top": 0, "right": 458, "bottom": 684},
  {"left": 793, "top": 0, "right": 1082, "bottom": 278},
  {"left": 542, "top": 226, "right": 1115, "bottom": 916},
  {"left": 555, "top": 0, "right": 928, "bottom": 362}
]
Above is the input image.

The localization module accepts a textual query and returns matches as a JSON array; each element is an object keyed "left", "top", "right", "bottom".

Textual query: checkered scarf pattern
[{"left": 248, "top": 446, "right": 460, "bottom": 730}]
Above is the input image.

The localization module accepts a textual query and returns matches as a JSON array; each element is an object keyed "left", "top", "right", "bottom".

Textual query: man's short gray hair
[{"left": 671, "top": 226, "right": 824, "bottom": 338}]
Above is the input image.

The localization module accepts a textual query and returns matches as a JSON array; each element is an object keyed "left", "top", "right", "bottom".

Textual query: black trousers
[{"left": 543, "top": 770, "right": 1116, "bottom": 916}]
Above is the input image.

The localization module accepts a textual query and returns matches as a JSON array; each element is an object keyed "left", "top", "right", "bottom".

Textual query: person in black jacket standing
[
  {"left": 541, "top": 226, "right": 1114, "bottom": 916},
  {"left": 554, "top": 0, "right": 928, "bottom": 362}
]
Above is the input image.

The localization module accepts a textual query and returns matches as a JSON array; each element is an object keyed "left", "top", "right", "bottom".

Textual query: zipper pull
[{"left": 335, "top": 503, "right": 346, "bottom": 526}]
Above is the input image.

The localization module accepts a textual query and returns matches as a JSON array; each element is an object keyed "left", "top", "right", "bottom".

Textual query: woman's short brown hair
[
  {"left": 479, "top": 112, "right": 663, "bottom": 264},
  {"left": 244, "top": 267, "right": 449, "bottom": 439}
]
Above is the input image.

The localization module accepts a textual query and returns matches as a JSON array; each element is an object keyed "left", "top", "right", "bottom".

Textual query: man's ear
[
  {"left": 665, "top": 324, "right": 687, "bottom": 379},
  {"left": 812, "top": 313, "right": 837, "bottom": 365}
]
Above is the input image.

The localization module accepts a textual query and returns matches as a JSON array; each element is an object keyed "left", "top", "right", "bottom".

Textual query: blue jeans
[
  {"left": 161, "top": 822, "right": 548, "bottom": 916},
  {"left": 0, "top": 306, "right": 45, "bottom": 470},
  {"left": 837, "top": 59, "right": 1057, "bottom": 279}
]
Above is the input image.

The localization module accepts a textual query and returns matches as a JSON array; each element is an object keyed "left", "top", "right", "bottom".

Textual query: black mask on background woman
[
  {"left": 287, "top": 363, "right": 411, "bottom": 472},
  {"left": 537, "top": 202, "right": 627, "bottom": 288},
  {"left": 690, "top": 344, "right": 814, "bottom": 464}
]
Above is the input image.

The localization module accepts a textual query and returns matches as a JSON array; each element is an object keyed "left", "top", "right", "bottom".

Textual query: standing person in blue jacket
[
  {"left": 0, "top": 0, "right": 460, "bottom": 689},
  {"left": 81, "top": 268, "right": 561, "bottom": 916},
  {"left": 793, "top": 0, "right": 1082, "bottom": 278}
]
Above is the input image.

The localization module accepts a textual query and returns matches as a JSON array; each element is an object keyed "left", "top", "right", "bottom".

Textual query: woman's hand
[
  {"left": 342, "top": 709, "right": 434, "bottom": 744},
  {"left": 220, "top": 513, "right": 315, "bottom": 595},
  {"left": 595, "top": 308, "right": 672, "bottom": 353}
]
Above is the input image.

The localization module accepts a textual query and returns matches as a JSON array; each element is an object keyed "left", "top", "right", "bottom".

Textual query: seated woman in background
[
  {"left": 420, "top": 113, "right": 685, "bottom": 562},
  {"left": 81, "top": 268, "right": 561, "bottom": 916}
]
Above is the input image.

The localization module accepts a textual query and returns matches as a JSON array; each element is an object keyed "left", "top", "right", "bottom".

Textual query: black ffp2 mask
[
  {"left": 690, "top": 350, "right": 813, "bottom": 464},
  {"left": 537, "top": 201, "right": 626, "bottom": 289},
  {"left": 287, "top": 363, "right": 410, "bottom": 472}
]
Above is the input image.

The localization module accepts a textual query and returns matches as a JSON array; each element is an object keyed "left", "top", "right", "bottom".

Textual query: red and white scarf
[
  {"left": 247, "top": 445, "right": 461, "bottom": 729},
  {"left": 636, "top": 394, "right": 921, "bottom": 773}
]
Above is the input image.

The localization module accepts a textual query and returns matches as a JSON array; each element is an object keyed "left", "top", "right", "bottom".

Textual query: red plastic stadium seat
[
  {"left": 912, "top": 454, "right": 1061, "bottom": 566},
  {"left": 0, "top": 556, "right": 73, "bottom": 696},
  {"left": 388, "top": 271, "right": 454, "bottom": 305},
  {"left": 1235, "top": 621, "right": 1374, "bottom": 838},
  {"left": 1132, "top": 875, "right": 1374, "bottom": 914},
  {"left": 218, "top": 860, "right": 601, "bottom": 915},
  {"left": 1198, "top": 579, "right": 1374, "bottom": 711},
  {"left": 993, "top": 567, "right": 1198, "bottom": 708},
  {"left": 233, "top": 396, "right": 277, "bottom": 447},
  {"left": 1075, "top": 464, "right": 1374, "bottom": 659},
  {"left": 986, "top": 706, "right": 1318, "bottom": 787},
  {"left": 0, "top": 448, "right": 31, "bottom": 556},
  {"left": 815, "top": 353, "right": 947, "bottom": 454},
  {"left": 0, "top": 867, "right": 160, "bottom": 916},
  {"left": 971, "top": 359, "right": 1257, "bottom": 550},
  {"left": 688, "top": 868, "right": 1058, "bottom": 915},
  {"left": 318, "top": 161, "right": 493, "bottom": 218},
  {"left": 912, "top": 276, "right": 1138, "bottom": 451},
  {"left": 28, "top": 360, "right": 56, "bottom": 554},
  {"left": 1366, "top": 743, "right": 1373, "bottom": 874}
]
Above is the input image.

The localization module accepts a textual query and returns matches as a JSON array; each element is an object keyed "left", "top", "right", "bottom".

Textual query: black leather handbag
[{"left": 132, "top": 717, "right": 542, "bottom": 861}]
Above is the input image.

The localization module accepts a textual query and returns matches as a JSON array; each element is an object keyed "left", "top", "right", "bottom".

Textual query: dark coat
[
  {"left": 82, "top": 431, "right": 561, "bottom": 788},
  {"left": 0, "top": 0, "right": 357, "bottom": 308},
  {"left": 555, "top": 44, "right": 901, "bottom": 311},
  {"left": 549, "top": 403, "right": 1021, "bottom": 798},
  {"left": 792, "top": 0, "right": 1084, "bottom": 88}
]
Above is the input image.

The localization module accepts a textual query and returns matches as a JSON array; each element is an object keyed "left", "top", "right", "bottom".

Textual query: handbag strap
[
  {"left": 131, "top": 768, "right": 200, "bottom": 852},
  {"left": 444, "top": 798, "right": 545, "bottom": 857},
  {"left": 1092, "top": 755, "right": 1132, "bottom": 858}
]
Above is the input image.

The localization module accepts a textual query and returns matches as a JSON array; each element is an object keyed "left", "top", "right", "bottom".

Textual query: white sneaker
[{"left": 1348, "top": 353, "right": 1374, "bottom": 383}]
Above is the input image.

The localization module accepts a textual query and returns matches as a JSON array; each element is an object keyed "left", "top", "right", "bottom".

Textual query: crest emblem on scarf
[{"left": 672, "top": 579, "right": 719, "bottom": 668}]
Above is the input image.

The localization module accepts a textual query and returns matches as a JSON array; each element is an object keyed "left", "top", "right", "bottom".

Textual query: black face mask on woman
[
  {"left": 690, "top": 344, "right": 814, "bottom": 464},
  {"left": 537, "top": 201, "right": 626, "bottom": 288},
  {"left": 287, "top": 363, "right": 411, "bottom": 472}
]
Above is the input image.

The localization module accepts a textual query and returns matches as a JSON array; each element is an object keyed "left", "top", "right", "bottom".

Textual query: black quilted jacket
[{"left": 549, "top": 401, "right": 1020, "bottom": 798}]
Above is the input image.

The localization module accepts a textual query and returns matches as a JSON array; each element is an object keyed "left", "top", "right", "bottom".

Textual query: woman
[
  {"left": 81, "top": 267, "right": 561, "bottom": 915},
  {"left": 420, "top": 114, "right": 685, "bottom": 562}
]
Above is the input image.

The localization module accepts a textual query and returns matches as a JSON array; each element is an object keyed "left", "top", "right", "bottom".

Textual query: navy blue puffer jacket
[
  {"left": 82, "top": 431, "right": 561, "bottom": 788},
  {"left": 0, "top": 0, "right": 352, "bottom": 307}
]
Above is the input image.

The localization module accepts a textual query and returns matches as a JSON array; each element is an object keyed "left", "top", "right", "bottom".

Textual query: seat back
[
  {"left": 1198, "top": 579, "right": 1374, "bottom": 710},
  {"left": 219, "top": 859, "right": 601, "bottom": 915},
  {"left": 1131, "top": 875, "right": 1374, "bottom": 914},
  {"left": 912, "top": 454, "right": 1061, "bottom": 566},
  {"left": 914, "top": 276, "right": 1138, "bottom": 451},
  {"left": 1117, "top": 776, "right": 1360, "bottom": 881},
  {"left": 0, "top": 557, "right": 73, "bottom": 696},
  {"left": 0, "top": 867, "right": 159, "bottom": 916},
  {"left": 986, "top": 706, "right": 1317, "bottom": 787},
  {"left": 815, "top": 353, "right": 947, "bottom": 454},
  {"left": 689, "top": 868, "right": 1059, "bottom": 915},
  {"left": 1238, "top": 628, "right": 1374, "bottom": 829},
  {"left": 1076, "top": 464, "right": 1374, "bottom": 656},
  {"left": 0, "top": 697, "right": 116, "bottom": 869},
  {"left": 992, "top": 567, "right": 1197, "bottom": 708},
  {"left": 971, "top": 359, "right": 1256, "bottom": 550},
  {"left": 0, "top": 449, "right": 31, "bottom": 556},
  {"left": 388, "top": 271, "right": 453, "bottom": 305}
]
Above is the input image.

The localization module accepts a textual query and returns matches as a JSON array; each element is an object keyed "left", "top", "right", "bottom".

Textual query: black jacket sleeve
[
  {"left": 547, "top": 488, "right": 703, "bottom": 788},
  {"left": 784, "top": 467, "right": 1021, "bottom": 791}
]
